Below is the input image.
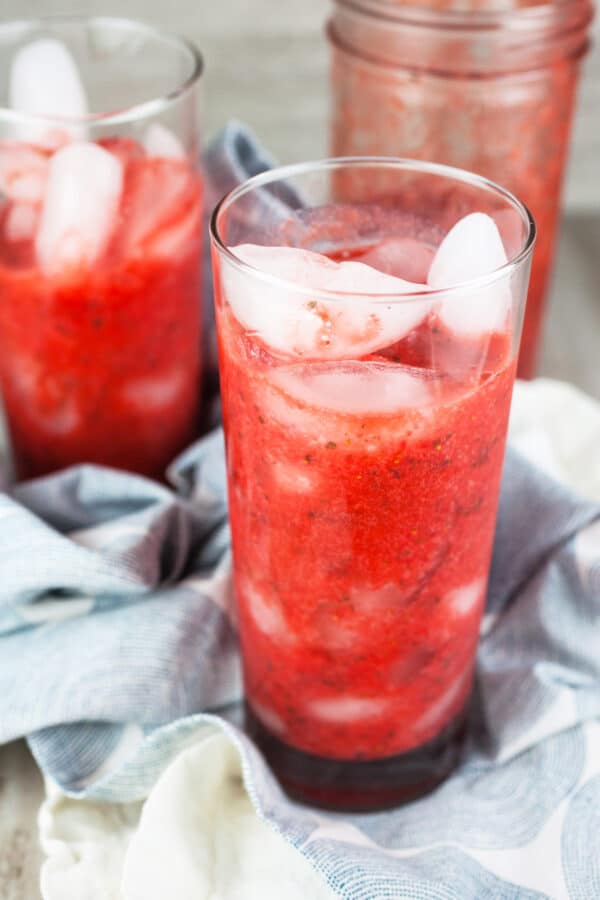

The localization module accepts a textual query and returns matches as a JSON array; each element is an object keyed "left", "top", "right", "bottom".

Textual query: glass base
[{"left": 245, "top": 703, "right": 467, "bottom": 812}]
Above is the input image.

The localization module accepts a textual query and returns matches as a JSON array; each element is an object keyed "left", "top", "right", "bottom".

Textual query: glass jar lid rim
[{"left": 335, "top": 0, "right": 594, "bottom": 32}]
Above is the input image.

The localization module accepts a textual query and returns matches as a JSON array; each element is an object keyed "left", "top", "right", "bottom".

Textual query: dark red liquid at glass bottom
[{"left": 246, "top": 703, "right": 468, "bottom": 811}]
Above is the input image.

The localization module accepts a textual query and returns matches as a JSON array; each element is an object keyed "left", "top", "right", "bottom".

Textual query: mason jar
[{"left": 328, "top": 0, "right": 593, "bottom": 377}]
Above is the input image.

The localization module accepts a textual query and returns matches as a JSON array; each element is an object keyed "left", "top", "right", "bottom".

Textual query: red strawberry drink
[
  {"left": 0, "top": 20, "right": 203, "bottom": 479},
  {"left": 211, "top": 159, "right": 534, "bottom": 810}
]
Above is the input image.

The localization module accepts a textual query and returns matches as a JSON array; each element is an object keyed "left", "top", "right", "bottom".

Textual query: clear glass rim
[
  {"left": 332, "top": 0, "right": 594, "bottom": 34},
  {"left": 0, "top": 15, "right": 203, "bottom": 128},
  {"left": 210, "top": 156, "right": 536, "bottom": 304}
]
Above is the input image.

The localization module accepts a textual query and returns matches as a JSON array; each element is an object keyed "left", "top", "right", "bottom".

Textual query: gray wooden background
[{"left": 0, "top": 4, "right": 598, "bottom": 899}]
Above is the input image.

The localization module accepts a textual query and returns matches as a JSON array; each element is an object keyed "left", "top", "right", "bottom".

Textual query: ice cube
[
  {"left": 144, "top": 202, "right": 201, "bottom": 259},
  {"left": 260, "top": 379, "right": 325, "bottom": 438},
  {"left": 241, "top": 580, "right": 291, "bottom": 643},
  {"left": 122, "top": 158, "right": 197, "bottom": 256},
  {"left": 413, "top": 669, "right": 471, "bottom": 737},
  {"left": 223, "top": 244, "right": 429, "bottom": 359},
  {"left": 271, "top": 362, "right": 433, "bottom": 416},
  {"left": 4, "top": 202, "right": 38, "bottom": 243},
  {"left": 272, "top": 460, "right": 319, "bottom": 494},
  {"left": 493, "top": 209, "right": 524, "bottom": 260},
  {"left": 35, "top": 142, "right": 123, "bottom": 275},
  {"left": 429, "top": 213, "right": 508, "bottom": 286},
  {"left": 359, "top": 237, "right": 435, "bottom": 283},
  {"left": 309, "top": 696, "right": 389, "bottom": 724},
  {"left": 143, "top": 123, "right": 185, "bottom": 160},
  {"left": 250, "top": 700, "right": 286, "bottom": 736},
  {"left": 351, "top": 582, "right": 407, "bottom": 615},
  {"left": 0, "top": 144, "right": 48, "bottom": 203},
  {"left": 122, "top": 369, "right": 187, "bottom": 411},
  {"left": 444, "top": 577, "right": 485, "bottom": 619},
  {"left": 428, "top": 213, "right": 511, "bottom": 336},
  {"left": 9, "top": 39, "right": 88, "bottom": 147}
]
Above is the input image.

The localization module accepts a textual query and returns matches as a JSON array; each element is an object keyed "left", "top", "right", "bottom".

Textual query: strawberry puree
[
  {"left": 215, "top": 244, "right": 515, "bottom": 762},
  {"left": 0, "top": 137, "right": 203, "bottom": 480}
]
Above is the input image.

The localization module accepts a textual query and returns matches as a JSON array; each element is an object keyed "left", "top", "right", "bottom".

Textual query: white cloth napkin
[
  {"left": 37, "top": 377, "right": 600, "bottom": 900},
  {"left": 40, "top": 733, "right": 334, "bottom": 900}
]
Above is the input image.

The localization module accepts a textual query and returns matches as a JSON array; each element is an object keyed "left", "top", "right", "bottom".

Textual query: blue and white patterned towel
[{"left": 2, "top": 126, "right": 600, "bottom": 899}]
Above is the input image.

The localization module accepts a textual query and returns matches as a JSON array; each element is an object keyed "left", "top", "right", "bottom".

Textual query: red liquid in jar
[
  {"left": 215, "top": 240, "right": 516, "bottom": 763},
  {"left": 329, "top": 16, "right": 587, "bottom": 378},
  {"left": 0, "top": 137, "right": 203, "bottom": 480}
]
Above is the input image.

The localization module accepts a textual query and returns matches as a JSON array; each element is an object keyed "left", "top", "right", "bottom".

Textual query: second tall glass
[
  {"left": 211, "top": 158, "right": 534, "bottom": 810},
  {"left": 0, "top": 17, "right": 204, "bottom": 480}
]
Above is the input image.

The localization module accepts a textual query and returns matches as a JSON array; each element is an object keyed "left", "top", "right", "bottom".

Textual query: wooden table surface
[
  {"left": 0, "top": 743, "right": 44, "bottom": 900},
  {"left": 0, "top": 3, "right": 598, "bottom": 897}
]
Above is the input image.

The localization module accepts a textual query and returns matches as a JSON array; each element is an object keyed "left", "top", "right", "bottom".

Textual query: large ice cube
[
  {"left": 309, "top": 696, "right": 389, "bottom": 724},
  {"left": 444, "top": 577, "right": 485, "bottom": 619},
  {"left": 272, "top": 459, "right": 319, "bottom": 494},
  {"left": 359, "top": 237, "right": 435, "bottom": 283},
  {"left": 122, "top": 158, "right": 197, "bottom": 257},
  {"left": 413, "top": 669, "right": 471, "bottom": 738},
  {"left": 272, "top": 362, "right": 433, "bottom": 416},
  {"left": 250, "top": 700, "right": 286, "bottom": 736},
  {"left": 428, "top": 213, "right": 508, "bottom": 287},
  {"left": 35, "top": 142, "right": 123, "bottom": 275},
  {"left": 428, "top": 213, "right": 511, "bottom": 336},
  {"left": 143, "top": 123, "right": 185, "bottom": 160},
  {"left": 143, "top": 203, "right": 201, "bottom": 259},
  {"left": 493, "top": 209, "right": 523, "bottom": 260},
  {"left": 0, "top": 144, "right": 48, "bottom": 203},
  {"left": 9, "top": 39, "right": 88, "bottom": 146},
  {"left": 241, "top": 579, "right": 291, "bottom": 643},
  {"left": 223, "top": 244, "right": 429, "bottom": 359},
  {"left": 4, "top": 203, "right": 39, "bottom": 243},
  {"left": 350, "top": 582, "right": 407, "bottom": 615},
  {"left": 122, "top": 369, "right": 187, "bottom": 411}
]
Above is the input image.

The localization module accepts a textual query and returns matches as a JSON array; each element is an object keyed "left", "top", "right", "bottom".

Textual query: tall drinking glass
[
  {"left": 328, "top": 0, "right": 593, "bottom": 378},
  {"left": 211, "top": 158, "right": 535, "bottom": 810},
  {"left": 0, "top": 18, "right": 204, "bottom": 480}
]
